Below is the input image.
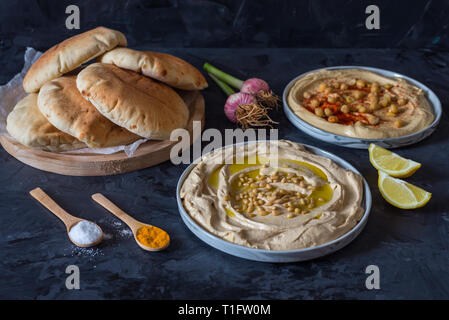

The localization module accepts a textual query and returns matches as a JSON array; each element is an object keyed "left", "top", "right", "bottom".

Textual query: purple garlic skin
[
  {"left": 224, "top": 92, "right": 257, "bottom": 123},
  {"left": 241, "top": 78, "right": 270, "bottom": 95}
]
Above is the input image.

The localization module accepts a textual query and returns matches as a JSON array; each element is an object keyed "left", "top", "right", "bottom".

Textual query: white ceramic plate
[
  {"left": 176, "top": 141, "right": 372, "bottom": 263},
  {"left": 282, "top": 66, "right": 442, "bottom": 149}
]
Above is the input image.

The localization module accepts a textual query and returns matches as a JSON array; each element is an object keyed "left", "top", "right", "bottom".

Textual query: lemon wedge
[
  {"left": 369, "top": 143, "right": 421, "bottom": 178},
  {"left": 378, "top": 171, "right": 431, "bottom": 209}
]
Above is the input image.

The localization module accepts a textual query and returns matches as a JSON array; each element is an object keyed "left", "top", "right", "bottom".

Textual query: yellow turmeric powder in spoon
[{"left": 136, "top": 225, "right": 170, "bottom": 249}]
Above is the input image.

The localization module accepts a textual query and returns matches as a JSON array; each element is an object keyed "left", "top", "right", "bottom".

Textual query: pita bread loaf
[
  {"left": 23, "top": 27, "right": 127, "bottom": 93},
  {"left": 99, "top": 48, "right": 208, "bottom": 90},
  {"left": 6, "top": 94, "right": 85, "bottom": 152},
  {"left": 77, "top": 63, "right": 189, "bottom": 140},
  {"left": 38, "top": 76, "right": 140, "bottom": 148}
]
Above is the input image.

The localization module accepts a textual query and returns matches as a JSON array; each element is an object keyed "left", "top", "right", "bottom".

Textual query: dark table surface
[{"left": 0, "top": 47, "right": 448, "bottom": 299}]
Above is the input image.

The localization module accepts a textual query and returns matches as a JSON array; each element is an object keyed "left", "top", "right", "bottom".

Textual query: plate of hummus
[
  {"left": 283, "top": 66, "right": 441, "bottom": 149},
  {"left": 177, "top": 140, "right": 371, "bottom": 262}
]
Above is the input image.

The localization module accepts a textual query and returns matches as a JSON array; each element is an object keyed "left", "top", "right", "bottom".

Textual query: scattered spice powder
[{"left": 136, "top": 225, "right": 170, "bottom": 249}]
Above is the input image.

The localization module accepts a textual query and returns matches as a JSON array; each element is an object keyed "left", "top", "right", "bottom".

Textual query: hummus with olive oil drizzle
[
  {"left": 287, "top": 69, "right": 434, "bottom": 139},
  {"left": 180, "top": 140, "right": 364, "bottom": 250}
]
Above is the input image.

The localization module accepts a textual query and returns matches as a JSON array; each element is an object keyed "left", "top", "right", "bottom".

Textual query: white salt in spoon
[{"left": 29, "top": 187, "right": 103, "bottom": 247}]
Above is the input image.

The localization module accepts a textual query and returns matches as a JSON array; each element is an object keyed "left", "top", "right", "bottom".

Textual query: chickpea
[
  {"left": 397, "top": 98, "right": 407, "bottom": 106},
  {"left": 327, "top": 95, "right": 337, "bottom": 104},
  {"left": 324, "top": 108, "right": 333, "bottom": 116},
  {"left": 356, "top": 79, "right": 366, "bottom": 89},
  {"left": 352, "top": 90, "right": 365, "bottom": 99},
  {"left": 388, "top": 104, "right": 398, "bottom": 114},
  {"left": 368, "top": 92, "right": 378, "bottom": 102},
  {"left": 386, "top": 112, "right": 396, "bottom": 117},
  {"left": 345, "top": 96, "right": 354, "bottom": 103},
  {"left": 358, "top": 106, "right": 367, "bottom": 113},
  {"left": 303, "top": 91, "right": 311, "bottom": 99},
  {"left": 340, "top": 83, "right": 348, "bottom": 90},
  {"left": 371, "top": 82, "right": 380, "bottom": 93},
  {"left": 384, "top": 84, "right": 393, "bottom": 90},
  {"left": 367, "top": 114, "right": 380, "bottom": 125},
  {"left": 393, "top": 119, "right": 403, "bottom": 128},
  {"left": 384, "top": 94, "right": 392, "bottom": 103},
  {"left": 379, "top": 98, "right": 389, "bottom": 108},
  {"left": 369, "top": 101, "right": 379, "bottom": 111},
  {"left": 314, "top": 108, "right": 324, "bottom": 117},
  {"left": 340, "top": 104, "right": 350, "bottom": 113},
  {"left": 310, "top": 99, "right": 320, "bottom": 108},
  {"left": 318, "top": 82, "right": 327, "bottom": 92},
  {"left": 349, "top": 79, "right": 356, "bottom": 86},
  {"left": 324, "top": 87, "right": 333, "bottom": 94},
  {"left": 328, "top": 116, "right": 339, "bottom": 123}
]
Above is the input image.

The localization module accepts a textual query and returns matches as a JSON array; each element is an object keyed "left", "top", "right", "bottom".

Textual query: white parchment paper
[{"left": 0, "top": 47, "right": 148, "bottom": 157}]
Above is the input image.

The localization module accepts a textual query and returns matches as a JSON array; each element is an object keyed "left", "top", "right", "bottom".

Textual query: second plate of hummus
[
  {"left": 176, "top": 140, "right": 372, "bottom": 262},
  {"left": 283, "top": 66, "right": 442, "bottom": 149}
]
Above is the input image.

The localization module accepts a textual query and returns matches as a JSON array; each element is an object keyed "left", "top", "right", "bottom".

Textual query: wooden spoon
[
  {"left": 91, "top": 193, "right": 169, "bottom": 251},
  {"left": 29, "top": 187, "right": 103, "bottom": 247}
]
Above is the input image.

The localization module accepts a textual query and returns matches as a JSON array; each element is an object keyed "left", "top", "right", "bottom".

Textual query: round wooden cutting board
[{"left": 0, "top": 91, "right": 205, "bottom": 176}]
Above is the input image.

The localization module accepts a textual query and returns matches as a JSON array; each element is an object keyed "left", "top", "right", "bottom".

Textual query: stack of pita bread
[{"left": 7, "top": 27, "right": 208, "bottom": 151}]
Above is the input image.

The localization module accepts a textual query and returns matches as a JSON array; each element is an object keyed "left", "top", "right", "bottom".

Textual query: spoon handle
[
  {"left": 29, "top": 187, "right": 78, "bottom": 229},
  {"left": 91, "top": 193, "right": 140, "bottom": 229}
]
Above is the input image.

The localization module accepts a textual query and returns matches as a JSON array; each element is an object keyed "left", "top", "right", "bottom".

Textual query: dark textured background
[
  {"left": 1, "top": 0, "right": 449, "bottom": 49},
  {"left": 0, "top": 0, "right": 448, "bottom": 300}
]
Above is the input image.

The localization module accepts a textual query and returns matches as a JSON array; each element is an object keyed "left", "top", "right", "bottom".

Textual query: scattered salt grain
[
  {"left": 72, "top": 246, "right": 103, "bottom": 257},
  {"left": 113, "top": 221, "right": 122, "bottom": 227},
  {"left": 119, "top": 229, "right": 133, "bottom": 238},
  {"left": 103, "top": 233, "right": 113, "bottom": 240},
  {"left": 69, "top": 220, "right": 102, "bottom": 245}
]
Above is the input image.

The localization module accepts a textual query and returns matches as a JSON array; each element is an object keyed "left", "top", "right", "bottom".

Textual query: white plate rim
[
  {"left": 176, "top": 140, "right": 372, "bottom": 262},
  {"left": 282, "top": 65, "right": 442, "bottom": 145}
]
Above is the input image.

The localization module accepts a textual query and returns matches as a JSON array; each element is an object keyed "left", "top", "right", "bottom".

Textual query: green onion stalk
[{"left": 203, "top": 62, "right": 279, "bottom": 109}]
